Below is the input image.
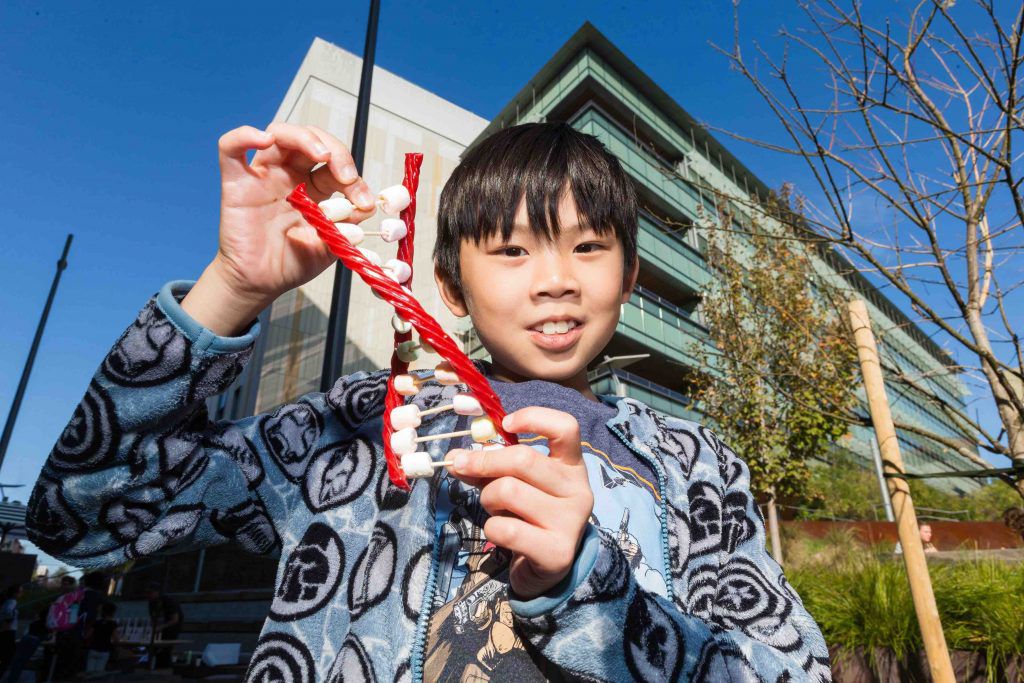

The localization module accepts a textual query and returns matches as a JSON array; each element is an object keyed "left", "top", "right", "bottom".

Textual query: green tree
[{"left": 692, "top": 189, "right": 859, "bottom": 563}]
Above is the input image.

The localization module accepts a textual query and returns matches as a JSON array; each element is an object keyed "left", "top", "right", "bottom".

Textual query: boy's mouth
[
  {"left": 527, "top": 318, "right": 584, "bottom": 351},
  {"left": 529, "top": 319, "right": 579, "bottom": 335}
]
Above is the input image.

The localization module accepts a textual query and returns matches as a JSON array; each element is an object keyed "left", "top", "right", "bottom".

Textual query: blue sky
[{"left": 0, "top": 0, "right": 1017, "bottom": 550}]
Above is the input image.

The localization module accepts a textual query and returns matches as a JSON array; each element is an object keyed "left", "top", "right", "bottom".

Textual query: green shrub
[{"left": 789, "top": 554, "right": 1024, "bottom": 674}]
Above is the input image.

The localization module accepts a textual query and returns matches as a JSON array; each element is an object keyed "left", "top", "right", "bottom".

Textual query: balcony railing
[
  {"left": 618, "top": 285, "right": 711, "bottom": 369},
  {"left": 589, "top": 367, "right": 703, "bottom": 423},
  {"left": 572, "top": 107, "right": 712, "bottom": 226}
]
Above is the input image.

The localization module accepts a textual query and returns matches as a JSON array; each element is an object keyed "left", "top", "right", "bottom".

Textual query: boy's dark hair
[
  {"left": 101, "top": 601, "right": 117, "bottom": 618},
  {"left": 434, "top": 122, "right": 638, "bottom": 291}
]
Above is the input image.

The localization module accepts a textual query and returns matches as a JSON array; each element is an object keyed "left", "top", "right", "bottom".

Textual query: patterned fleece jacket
[{"left": 26, "top": 282, "right": 832, "bottom": 682}]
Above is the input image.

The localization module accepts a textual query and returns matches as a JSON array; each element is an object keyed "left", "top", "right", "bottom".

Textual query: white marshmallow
[
  {"left": 379, "top": 219, "right": 408, "bottom": 243},
  {"left": 391, "top": 314, "right": 413, "bottom": 334},
  {"left": 470, "top": 417, "right": 497, "bottom": 442},
  {"left": 434, "top": 361, "right": 460, "bottom": 385},
  {"left": 383, "top": 259, "right": 412, "bottom": 284},
  {"left": 390, "top": 427, "right": 418, "bottom": 455},
  {"left": 390, "top": 404, "right": 422, "bottom": 430},
  {"left": 452, "top": 394, "right": 483, "bottom": 416},
  {"left": 378, "top": 185, "right": 412, "bottom": 214},
  {"left": 319, "top": 196, "right": 355, "bottom": 221},
  {"left": 401, "top": 451, "right": 434, "bottom": 478},
  {"left": 396, "top": 340, "right": 419, "bottom": 363},
  {"left": 393, "top": 374, "right": 419, "bottom": 396},
  {"left": 357, "top": 247, "right": 382, "bottom": 267},
  {"left": 335, "top": 222, "right": 364, "bottom": 245}
]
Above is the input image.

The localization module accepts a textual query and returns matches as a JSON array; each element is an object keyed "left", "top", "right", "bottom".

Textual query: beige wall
[{"left": 255, "top": 38, "right": 487, "bottom": 412}]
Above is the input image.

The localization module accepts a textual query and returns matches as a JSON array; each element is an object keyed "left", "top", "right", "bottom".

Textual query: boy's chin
[{"left": 497, "top": 354, "right": 589, "bottom": 384}]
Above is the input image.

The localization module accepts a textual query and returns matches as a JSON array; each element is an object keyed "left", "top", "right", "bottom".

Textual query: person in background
[
  {"left": 919, "top": 523, "right": 939, "bottom": 553},
  {"left": 144, "top": 583, "right": 183, "bottom": 668},
  {"left": 78, "top": 573, "right": 108, "bottom": 636},
  {"left": 85, "top": 602, "right": 121, "bottom": 674},
  {"left": 50, "top": 574, "right": 83, "bottom": 679},
  {"left": 3, "top": 607, "right": 49, "bottom": 683},
  {"left": 0, "top": 585, "right": 21, "bottom": 678},
  {"left": 894, "top": 522, "right": 939, "bottom": 554}
]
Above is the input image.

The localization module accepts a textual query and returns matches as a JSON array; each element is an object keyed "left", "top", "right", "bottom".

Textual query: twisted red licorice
[
  {"left": 287, "top": 166, "right": 516, "bottom": 490},
  {"left": 380, "top": 153, "right": 421, "bottom": 489}
]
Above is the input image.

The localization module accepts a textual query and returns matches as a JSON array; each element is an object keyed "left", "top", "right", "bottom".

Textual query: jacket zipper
[
  {"left": 410, "top": 517, "right": 442, "bottom": 682},
  {"left": 410, "top": 412, "right": 462, "bottom": 683},
  {"left": 606, "top": 421, "right": 675, "bottom": 604}
]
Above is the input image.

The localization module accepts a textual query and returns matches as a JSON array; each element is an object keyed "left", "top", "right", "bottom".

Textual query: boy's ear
[
  {"left": 620, "top": 256, "right": 640, "bottom": 304},
  {"left": 434, "top": 265, "right": 469, "bottom": 318}
]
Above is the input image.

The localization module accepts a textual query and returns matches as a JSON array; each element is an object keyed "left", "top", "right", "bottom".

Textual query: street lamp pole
[
  {"left": 320, "top": 0, "right": 381, "bottom": 392},
  {"left": 0, "top": 234, "right": 73, "bottom": 475}
]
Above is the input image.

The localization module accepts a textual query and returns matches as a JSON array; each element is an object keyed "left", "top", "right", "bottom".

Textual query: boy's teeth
[{"left": 539, "top": 320, "right": 575, "bottom": 335}]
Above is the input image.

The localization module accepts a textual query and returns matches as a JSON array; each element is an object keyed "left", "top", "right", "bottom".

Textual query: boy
[
  {"left": 27, "top": 121, "right": 830, "bottom": 681},
  {"left": 85, "top": 602, "right": 121, "bottom": 674}
]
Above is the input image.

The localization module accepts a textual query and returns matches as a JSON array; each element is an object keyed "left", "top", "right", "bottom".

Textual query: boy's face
[{"left": 436, "top": 191, "right": 638, "bottom": 397}]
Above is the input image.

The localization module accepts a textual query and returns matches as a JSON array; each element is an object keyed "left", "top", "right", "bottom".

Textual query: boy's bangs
[
  {"left": 471, "top": 129, "right": 619, "bottom": 245},
  {"left": 436, "top": 122, "right": 638, "bottom": 288}
]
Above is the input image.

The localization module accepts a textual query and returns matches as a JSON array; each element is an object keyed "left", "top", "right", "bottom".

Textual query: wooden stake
[{"left": 848, "top": 299, "right": 954, "bottom": 683}]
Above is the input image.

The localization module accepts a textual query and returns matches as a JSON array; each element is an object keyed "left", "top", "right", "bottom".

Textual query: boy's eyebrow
[{"left": 506, "top": 220, "right": 590, "bottom": 234}]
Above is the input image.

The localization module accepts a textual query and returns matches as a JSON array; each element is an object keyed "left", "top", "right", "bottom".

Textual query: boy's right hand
[{"left": 182, "top": 123, "right": 377, "bottom": 336}]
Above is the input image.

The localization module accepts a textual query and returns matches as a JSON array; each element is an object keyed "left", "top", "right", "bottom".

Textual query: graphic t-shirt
[{"left": 423, "top": 374, "right": 668, "bottom": 682}]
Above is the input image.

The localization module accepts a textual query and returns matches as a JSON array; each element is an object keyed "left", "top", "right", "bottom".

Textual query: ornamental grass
[{"left": 787, "top": 541, "right": 1024, "bottom": 678}]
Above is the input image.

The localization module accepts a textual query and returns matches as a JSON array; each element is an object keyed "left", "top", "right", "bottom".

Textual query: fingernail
[
  {"left": 452, "top": 452, "right": 469, "bottom": 472},
  {"left": 340, "top": 165, "right": 358, "bottom": 183},
  {"left": 314, "top": 143, "right": 330, "bottom": 157},
  {"left": 356, "top": 190, "right": 374, "bottom": 208},
  {"left": 501, "top": 415, "right": 513, "bottom": 431}
]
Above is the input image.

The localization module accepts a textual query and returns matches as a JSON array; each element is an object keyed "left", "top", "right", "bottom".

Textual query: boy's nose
[{"left": 531, "top": 254, "right": 580, "bottom": 299}]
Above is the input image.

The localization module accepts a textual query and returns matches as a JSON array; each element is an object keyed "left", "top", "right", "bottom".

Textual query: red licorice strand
[
  {"left": 381, "top": 154, "right": 422, "bottom": 489},
  {"left": 287, "top": 185, "right": 517, "bottom": 455},
  {"left": 287, "top": 185, "right": 513, "bottom": 443},
  {"left": 297, "top": 199, "right": 514, "bottom": 445}
]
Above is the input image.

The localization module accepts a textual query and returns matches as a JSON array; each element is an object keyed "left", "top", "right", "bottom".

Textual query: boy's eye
[
  {"left": 499, "top": 246, "right": 526, "bottom": 257},
  {"left": 575, "top": 243, "right": 603, "bottom": 254}
]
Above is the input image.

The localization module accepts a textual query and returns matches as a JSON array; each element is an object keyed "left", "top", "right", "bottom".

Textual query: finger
[
  {"left": 483, "top": 517, "right": 570, "bottom": 578},
  {"left": 502, "top": 407, "right": 582, "bottom": 466},
  {"left": 304, "top": 126, "right": 377, "bottom": 211},
  {"left": 446, "top": 446, "right": 570, "bottom": 497},
  {"left": 308, "top": 163, "right": 377, "bottom": 213},
  {"left": 218, "top": 126, "right": 274, "bottom": 183},
  {"left": 257, "top": 121, "right": 331, "bottom": 169},
  {"left": 305, "top": 125, "right": 358, "bottom": 184},
  {"left": 478, "top": 477, "right": 559, "bottom": 527}
]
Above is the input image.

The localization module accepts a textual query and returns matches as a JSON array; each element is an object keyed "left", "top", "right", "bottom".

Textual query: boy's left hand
[{"left": 446, "top": 407, "right": 594, "bottom": 600}]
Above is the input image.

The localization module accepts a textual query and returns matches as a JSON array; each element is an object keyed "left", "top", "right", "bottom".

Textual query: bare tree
[{"left": 695, "top": 0, "right": 1024, "bottom": 496}]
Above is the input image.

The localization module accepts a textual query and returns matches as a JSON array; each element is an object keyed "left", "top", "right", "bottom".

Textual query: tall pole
[
  {"left": 0, "top": 234, "right": 73, "bottom": 475},
  {"left": 848, "top": 299, "right": 953, "bottom": 683},
  {"left": 320, "top": 0, "right": 381, "bottom": 392},
  {"left": 869, "top": 436, "right": 895, "bottom": 522}
]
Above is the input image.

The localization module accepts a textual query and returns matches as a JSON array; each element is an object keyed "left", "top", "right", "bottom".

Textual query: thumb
[{"left": 502, "top": 407, "right": 581, "bottom": 466}]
